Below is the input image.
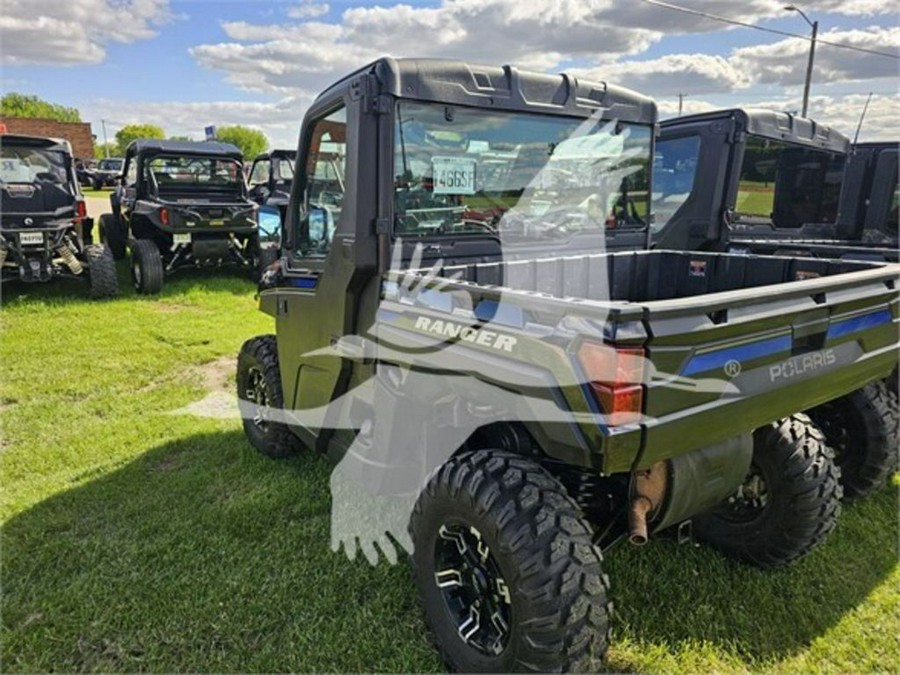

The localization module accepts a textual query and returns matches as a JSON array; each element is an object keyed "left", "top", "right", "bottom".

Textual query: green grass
[{"left": 2, "top": 268, "right": 898, "bottom": 672}]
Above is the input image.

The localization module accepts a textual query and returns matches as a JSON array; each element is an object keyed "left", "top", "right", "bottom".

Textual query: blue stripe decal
[
  {"left": 826, "top": 309, "right": 892, "bottom": 340},
  {"left": 682, "top": 335, "right": 792, "bottom": 376},
  {"left": 291, "top": 277, "right": 317, "bottom": 289}
]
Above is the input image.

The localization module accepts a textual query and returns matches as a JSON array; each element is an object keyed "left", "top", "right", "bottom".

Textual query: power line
[{"left": 637, "top": 0, "right": 900, "bottom": 59}]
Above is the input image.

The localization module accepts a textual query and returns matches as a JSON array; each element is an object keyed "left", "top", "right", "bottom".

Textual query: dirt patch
[{"left": 171, "top": 356, "right": 239, "bottom": 419}]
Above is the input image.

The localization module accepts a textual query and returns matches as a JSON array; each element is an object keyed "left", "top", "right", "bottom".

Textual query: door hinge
[{"left": 374, "top": 217, "right": 391, "bottom": 234}]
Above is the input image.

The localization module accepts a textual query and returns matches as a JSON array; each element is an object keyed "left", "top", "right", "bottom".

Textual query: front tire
[
  {"left": 84, "top": 244, "right": 119, "bottom": 299},
  {"left": 807, "top": 382, "right": 898, "bottom": 498},
  {"left": 410, "top": 450, "right": 611, "bottom": 673},
  {"left": 131, "top": 239, "right": 163, "bottom": 294},
  {"left": 694, "top": 414, "right": 842, "bottom": 568},
  {"left": 236, "top": 335, "right": 300, "bottom": 459}
]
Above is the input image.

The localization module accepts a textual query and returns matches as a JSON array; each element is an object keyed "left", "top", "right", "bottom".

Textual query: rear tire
[
  {"left": 694, "top": 413, "right": 842, "bottom": 569},
  {"left": 410, "top": 450, "right": 612, "bottom": 672},
  {"left": 236, "top": 335, "right": 300, "bottom": 459},
  {"left": 84, "top": 244, "right": 119, "bottom": 299},
  {"left": 807, "top": 382, "right": 898, "bottom": 498},
  {"left": 131, "top": 239, "right": 163, "bottom": 295},
  {"left": 101, "top": 213, "right": 127, "bottom": 260}
]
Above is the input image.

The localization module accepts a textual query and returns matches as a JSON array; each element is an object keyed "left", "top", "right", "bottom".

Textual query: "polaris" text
[
  {"left": 769, "top": 349, "right": 837, "bottom": 382},
  {"left": 414, "top": 317, "right": 518, "bottom": 352}
]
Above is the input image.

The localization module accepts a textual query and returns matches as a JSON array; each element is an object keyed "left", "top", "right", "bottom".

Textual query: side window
[
  {"left": 124, "top": 158, "right": 138, "bottom": 186},
  {"left": 296, "top": 106, "right": 347, "bottom": 258},
  {"left": 651, "top": 134, "right": 701, "bottom": 232},
  {"left": 249, "top": 160, "right": 270, "bottom": 186}
]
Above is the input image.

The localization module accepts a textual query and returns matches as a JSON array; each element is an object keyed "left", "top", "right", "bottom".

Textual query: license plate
[
  {"left": 19, "top": 232, "right": 44, "bottom": 245},
  {"left": 173, "top": 233, "right": 191, "bottom": 245}
]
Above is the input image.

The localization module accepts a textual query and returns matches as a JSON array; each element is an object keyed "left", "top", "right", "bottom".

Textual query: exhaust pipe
[
  {"left": 628, "top": 496, "right": 653, "bottom": 545},
  {"left": 627, "top": 461, "right": 668, "bottom": 546}
]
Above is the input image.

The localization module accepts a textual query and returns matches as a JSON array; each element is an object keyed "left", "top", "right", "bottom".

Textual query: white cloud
[
  {"left": 572, "top": 54, "right": 752, "bottom": 95},
  {"left": 84, "top": 97, "right": 310, "bottom": 149},
  {"left": 813, "top": 0, "right": 899, "bottom": 16},
  {"left": 287, "top": 1, "right": 330, "bottom": 20},
  {"left": 732, "top": 26, "right": 900, "bottom": 86},
  {"left": 0, "top": 0, "right": 171, "bottom": 65}
]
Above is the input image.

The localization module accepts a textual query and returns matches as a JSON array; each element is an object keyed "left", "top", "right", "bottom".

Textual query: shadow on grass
[
  {"left": 1, "top": 430, "right": 441, "bottom": 673},
  {"left": 2, "top": 428, "right": 895, "bottom": 672}
]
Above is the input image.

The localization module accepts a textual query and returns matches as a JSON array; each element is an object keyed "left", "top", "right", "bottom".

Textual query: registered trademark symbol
[{"left": 724, "top": 360, "right": 742, "bottom": 378}]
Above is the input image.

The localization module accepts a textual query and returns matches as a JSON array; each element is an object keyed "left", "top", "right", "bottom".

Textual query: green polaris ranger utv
[
  {"left": 236, "top": 59, "right": 899, "bottom": 672},
  {"left": 100, "top": 139, "right": 262, "bottom": 294}
]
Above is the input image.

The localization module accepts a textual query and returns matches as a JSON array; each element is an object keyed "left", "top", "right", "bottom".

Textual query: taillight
[
  {"left": 75, "top": 200, "right": 87, "bottom": 220},
  {"left": 160, "top": 207, "right": 169, "bottom": 226},
  {"left": 577, "top": 341, "right": 645, "bottom": 426}
]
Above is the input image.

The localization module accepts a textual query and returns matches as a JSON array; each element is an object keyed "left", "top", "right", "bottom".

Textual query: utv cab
[
  {"left": 0, "top": 134, "right": 118, "bottom": 298},
  {"left": 247, "top": 149, "right": 296, "bottom": 214},
  {"left": 838, "top": 141, "right": 898, "bottom": 248},
  {"left": 653, "top": 109, "right": 897, "bottom": 262},
  {"left": 102, "top": 139, "right": 262, "bottom": 294}
]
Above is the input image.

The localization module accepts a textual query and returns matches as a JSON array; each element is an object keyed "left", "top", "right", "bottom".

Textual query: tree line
[{"left": 1, "top": 93, "right": 269, "bottom": 160}]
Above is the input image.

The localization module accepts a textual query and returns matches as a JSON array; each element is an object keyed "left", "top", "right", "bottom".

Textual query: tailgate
[{"left": 637, "top": 264, "right": 899, "bottom": 469}]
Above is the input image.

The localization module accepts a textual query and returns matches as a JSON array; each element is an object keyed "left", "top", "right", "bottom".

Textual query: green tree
[
  {"left": 215, "top": 125, "right": 268, "bottom": 159},
  {"left": 1, "top": 93, "right": 81, "bottom": 122},
  {"left": 115, "top": 124, "right": 165, "bottom": 151},
  {"left": 94, "top": 142, "right": 122, "bottom": 159}
]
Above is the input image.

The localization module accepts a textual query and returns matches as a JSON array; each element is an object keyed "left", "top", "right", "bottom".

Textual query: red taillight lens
[
  {"left": 577, "top": 342, "right": 645, "bottom": 426},
  {"left": 76, "top": 200, "right": 87, "bottom": 220},
  {"left": 159, "top": 207, "right": 169, "bottom": 226}
]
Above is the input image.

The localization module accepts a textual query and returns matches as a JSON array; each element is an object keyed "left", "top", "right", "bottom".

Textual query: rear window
[
  {"left": 146, "top": 155, "right": 243, "bottom": 190},
  {"left": 736, "top": 135, "right": 845, "bottom": 228},
  {"left": 0, "top": 146, "right": 67, "bottom": 184},
  {"left": 652, "top": 134, "right": 701, "bottom": 232}
]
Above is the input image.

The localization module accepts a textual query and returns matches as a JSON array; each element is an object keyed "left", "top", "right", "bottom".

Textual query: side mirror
[{"left": 258, "top": 205, "right": 283, "bottom": 247}]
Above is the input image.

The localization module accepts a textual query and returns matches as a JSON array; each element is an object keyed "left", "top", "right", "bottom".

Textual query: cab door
[{"left": 275, "top": 99, "right": 358, "bottom": 450}]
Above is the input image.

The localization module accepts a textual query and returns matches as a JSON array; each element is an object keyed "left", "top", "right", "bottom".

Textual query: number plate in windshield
[{"left": 432, "top": 157, "right": 476, "bottom": 195}]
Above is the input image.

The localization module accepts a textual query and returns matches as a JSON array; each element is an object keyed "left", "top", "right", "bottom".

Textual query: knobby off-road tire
[
  {"left": 694, "top": 413, "right": 842, "bottom": 569},
  {"left": 131, "top": 239, "right": 163, "bottom": 295},
  {"left": 100, "top": 213, "right": 127, "bottom": 260},
  {"left": 236, "top": 335, "right": 300, "bottom": 459},
  {"left": 409, "top": 449, "right": 611, "bottom": 673},
  {"left": 84, "top": 244, "right": 119, "bottom": 299},
  {"left": 807, "top": 381, "right": 899, "bottom": 499}
]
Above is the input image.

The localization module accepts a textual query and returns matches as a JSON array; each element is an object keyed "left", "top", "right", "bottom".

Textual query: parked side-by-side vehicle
[
  {"left": 100, "top": 139, "right": 264, "bottom": 294},
  {"left": 1, "top": 133, "right": 118, "bottom": 298},
  {"left": 234, "top": 59, "right": 899, "bottom": 672},
  {"left": 654, "top": 109, "right": 897, "bottom": 261}
]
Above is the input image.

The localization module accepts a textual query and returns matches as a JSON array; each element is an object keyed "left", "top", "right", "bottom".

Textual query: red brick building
[{"left": 0, "top": 117, "right": 95, "bottom": 160}]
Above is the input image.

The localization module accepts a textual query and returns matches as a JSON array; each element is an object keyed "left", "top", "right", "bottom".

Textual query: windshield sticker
[{"left": 432, "top": 156, "right": 476, "bottom": 195}]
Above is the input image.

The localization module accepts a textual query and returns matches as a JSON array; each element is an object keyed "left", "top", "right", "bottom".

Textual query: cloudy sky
[{"left": 1, "top": 0, "right": 897, "bottom": 148}]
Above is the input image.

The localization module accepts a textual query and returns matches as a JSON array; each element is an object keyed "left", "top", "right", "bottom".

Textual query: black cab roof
[
  {"left": 315, "top": 57, "right": 657, "bottom": 126},
  {"left": 253, "top": 149, "right": 296, "bottom": 162},
  {"left": 661, "top": 108, "right": 849, "bottom": 153},
  {"left": 0, "top": 133, "right": 74, "bottom": 155},
  {"left": 125, "top": 138, "right": 243, "bottom": 160}
]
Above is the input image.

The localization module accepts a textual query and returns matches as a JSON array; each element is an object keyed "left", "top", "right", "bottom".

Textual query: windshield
[
  {"left": 98, "top": 158, "right": 123, "bottom": 171},
  {"left": 393, "top": 102, "right": 652, "bottom": 241},
  {"left": 735, "top": 135, "right": 845, "bottom": 228},
  {"left": 0, "top": 145, "right": 69, "bottom": 185},
  {"left": 145, "top": 154, "right": 244, "bottom": 193}
]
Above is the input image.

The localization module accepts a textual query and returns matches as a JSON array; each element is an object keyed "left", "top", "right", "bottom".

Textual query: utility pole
[
  {"left": 101, "top": 119, "right": 110, "bottom": 158},
  {"left": 784, "top": 5, "right": 818, "bottom": 117},
  {"left": 677, "top": 93, "right": 685, "bottom": 116}
]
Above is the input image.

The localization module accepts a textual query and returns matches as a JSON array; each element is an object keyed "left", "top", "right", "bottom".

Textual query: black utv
[
  {"left": 0, "top": 134, "right": 118, "bottom": 298},
  {"left": 101, "top": 139, "right": 262, "bottom": 294}
]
